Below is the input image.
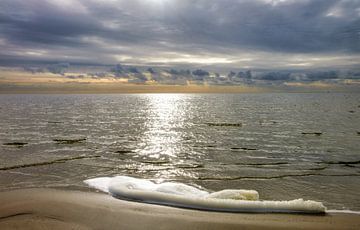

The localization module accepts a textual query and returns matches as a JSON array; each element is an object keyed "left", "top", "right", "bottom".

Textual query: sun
[{"left": 145, "top": 0, "right": 169, "bottom": 6}]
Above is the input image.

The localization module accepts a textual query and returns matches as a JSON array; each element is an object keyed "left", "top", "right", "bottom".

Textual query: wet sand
[{"left": 0, "top": 189, "right": 359, "bottom": 230}]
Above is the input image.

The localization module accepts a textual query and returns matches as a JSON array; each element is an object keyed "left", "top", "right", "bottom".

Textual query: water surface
[{"left": 0, "top": 93, "right": 359, "bottom": 210}]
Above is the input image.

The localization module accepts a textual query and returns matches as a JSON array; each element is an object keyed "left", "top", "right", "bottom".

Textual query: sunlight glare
[{"left": 139, "top": 94, "right": 188, "bottom": 159}]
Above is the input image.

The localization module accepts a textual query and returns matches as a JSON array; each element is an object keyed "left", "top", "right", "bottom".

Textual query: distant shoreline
[
  {"left": 0, "top": 83, "right": 357, "bottom": 94},
  {"left": 0, "top": 83, "right": 262, "bottom": 94}
]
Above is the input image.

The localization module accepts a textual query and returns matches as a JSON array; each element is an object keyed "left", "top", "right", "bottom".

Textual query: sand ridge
[{"left": 0, "top": 188, "right": 359, "bottom": 230}]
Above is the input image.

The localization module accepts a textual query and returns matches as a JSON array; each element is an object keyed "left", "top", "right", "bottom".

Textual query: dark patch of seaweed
[
  {"left": 301, "top": 132, "right": 322, "bottom": 136},
  {"left": 53, "top": 138, "right": 86, "bottom": 144},
  {"left": 176, "top": 163, "right": 204, "bottom": 169},
  {"left": 231, "top": 147, "right": 257, "bottom": 151},
  {"left": 322, "top": 160, "right": 360, "bottom": 165},
  {"left": 197, "top": 173, "right": 360, "bottom": 181},
  {"left": 141, "top": 159, "right": 170, "bottom": 165},
  {"left": 115, "top": 150, "right": 134, "bottom": 154},
  {"left": 3, "top": 142, "right": 28, "bottom": 147},
  {"left": 233, "top": 162, "right": 288, "bottom": 166},
  {"left": 308, "top": 166, "right": 328, "bottom": 171},
  {"left": 0, "top": 155, "right": 101, "bottom": 171},
  {"left": 206, "top": 122, "right": 242, "bottom": 127}
]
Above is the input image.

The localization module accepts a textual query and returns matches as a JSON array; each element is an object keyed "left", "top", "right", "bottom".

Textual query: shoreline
[{"left": 0, "top": 188, "right": 359, "bottom": 230}]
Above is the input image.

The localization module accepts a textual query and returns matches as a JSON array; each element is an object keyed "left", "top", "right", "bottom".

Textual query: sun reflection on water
[{"left": 137, "top": 94, "right": 189, "bottom": 160}]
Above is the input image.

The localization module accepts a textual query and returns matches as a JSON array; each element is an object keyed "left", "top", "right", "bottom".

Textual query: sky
[{"left": 0, "top": 0, "right": 359, "bottom": 70}]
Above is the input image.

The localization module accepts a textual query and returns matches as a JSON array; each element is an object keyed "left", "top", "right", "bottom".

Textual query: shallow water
[{"left": 0, "top": 93, "right": 359, "bottom": 210}]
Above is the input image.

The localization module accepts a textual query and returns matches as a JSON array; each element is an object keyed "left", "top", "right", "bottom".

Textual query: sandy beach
[{"left": 0, "top": 189, "right": 359, "bottom": 230}]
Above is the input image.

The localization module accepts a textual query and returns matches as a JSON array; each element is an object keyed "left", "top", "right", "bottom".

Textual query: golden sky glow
[{"left": 0, "top": 68, "right": 358, "bottom": 94}]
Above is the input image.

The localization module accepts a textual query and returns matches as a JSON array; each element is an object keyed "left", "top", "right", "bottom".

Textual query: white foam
[
  {"left": 84, "top": 176, "right": 326, "bottom": 213},
  {"left": 84, "top": 177, "right": 112, "bottom": 193},
  {"left": 327, "top": 210, "right": 360, "bottom": 215},
  {"left": 206, "top": 189, "right": 259, "bottom": 201}
]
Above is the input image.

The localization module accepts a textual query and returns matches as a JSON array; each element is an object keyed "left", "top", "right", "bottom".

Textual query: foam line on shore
[
  {"left": 84, "top": 176, "right": 326, "bottom": 214},
  {"left": 327, "top": 210, "right": 360, "bottom": 215}
]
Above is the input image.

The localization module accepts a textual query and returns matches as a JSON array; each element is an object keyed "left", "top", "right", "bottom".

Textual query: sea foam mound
[{"left": 84, "top": 176, "right": 326, "bottom": 214}]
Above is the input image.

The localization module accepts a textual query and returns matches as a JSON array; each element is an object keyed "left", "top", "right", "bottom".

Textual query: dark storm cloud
[
  {"left": 160, "top": 0, "right": 360, "bottom": 53},
  {"left": 0, "top": 0, "right": 359, "bottom": 67},
  {"left": 0, "top": 0, "right": 141, "bottom": 47}
]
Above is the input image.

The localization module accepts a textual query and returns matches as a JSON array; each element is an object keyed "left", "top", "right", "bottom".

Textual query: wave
[{"left": 84, "top": 176, "right": 326, "bottom": 214}]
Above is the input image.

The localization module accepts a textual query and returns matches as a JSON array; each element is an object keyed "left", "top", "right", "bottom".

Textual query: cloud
[
  {"left": 12, "top": 61, "right": 360, "bottom": 87},
  {"left": 0, "top": 0, "right": 359, "bottom": 68}
]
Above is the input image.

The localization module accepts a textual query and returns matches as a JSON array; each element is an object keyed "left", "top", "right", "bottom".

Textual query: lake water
[{"left": 0, "top": 93, "right": 359, "bottom": 210}]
